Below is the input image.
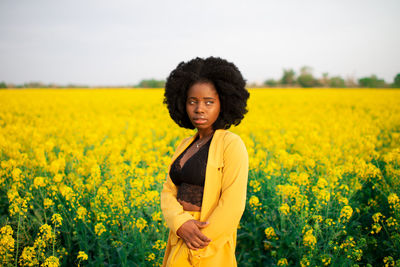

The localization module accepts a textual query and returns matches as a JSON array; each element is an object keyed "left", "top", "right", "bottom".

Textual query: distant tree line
[
  {"left": 1, "top": 71, "right": 399, "bottom": 89},
  {"left": 0, "top": 79, "right": 165, "bottom": 89},
  {"left": 0, "top": 81, "right": 90, "bottom": 89},
  {"left": 257, "top": 67, "right": 400, "bottom": 88},
  {"left": 133, "top": 79, "right": 165, "bottom": 88}
]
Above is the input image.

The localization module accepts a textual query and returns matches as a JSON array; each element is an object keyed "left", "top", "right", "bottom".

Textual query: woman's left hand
[{"left": 176, "top": 220, "right": 211, "bottom": 250}]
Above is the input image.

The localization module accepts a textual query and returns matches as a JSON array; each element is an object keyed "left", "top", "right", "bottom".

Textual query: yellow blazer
[{"left": 161, "top": 129, "right": 249, "bottom": 266}]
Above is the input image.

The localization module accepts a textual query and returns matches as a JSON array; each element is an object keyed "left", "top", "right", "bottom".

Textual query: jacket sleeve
[
  {"left": 161, "top": 139, "right": 195, "bottom": 235},
  {"left": 201, "top": 135, "right": 249, "bottom": 241}
]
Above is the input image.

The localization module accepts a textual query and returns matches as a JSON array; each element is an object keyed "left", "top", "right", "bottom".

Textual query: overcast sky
[{"left": 1, "top": 0, "right": 399, "bottom": 86}]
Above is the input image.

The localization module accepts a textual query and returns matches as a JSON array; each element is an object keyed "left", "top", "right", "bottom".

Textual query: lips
[{"left": 193, "top": 117, "right": 207, "bottom": 124}]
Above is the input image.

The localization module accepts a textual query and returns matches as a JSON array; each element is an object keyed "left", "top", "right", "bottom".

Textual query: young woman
[{"left": 161, "top": 57, "right": 250, "bottom": 266}]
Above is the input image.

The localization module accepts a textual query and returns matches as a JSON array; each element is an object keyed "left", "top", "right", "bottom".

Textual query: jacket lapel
[
  {"left": 170, "top": 132, "right": 199, "bottom": 163},
  {"left": 170, "top": 129, "right": 226, "bottom": 222},
  {"left": 201, "top": 129, "right": 225, "bottom": 221}
]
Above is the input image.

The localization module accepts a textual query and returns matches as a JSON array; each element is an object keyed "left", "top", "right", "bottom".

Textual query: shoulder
[
  {"left": 218, "top": 130, "right": 247, "bottom": 153},
  {"left": 219, "top": 130, "right": 245, "bottom": 145},
  {"left": 217, "top": 130, "right": 248, "bottom": 168},
  {"left": 175, "top": 136, "right": 193, "bottom": 150}
]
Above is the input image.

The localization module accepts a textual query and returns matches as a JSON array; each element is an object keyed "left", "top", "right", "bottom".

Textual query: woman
[{"left": 161, "top": 57, "right": 249, "bottom": 266}]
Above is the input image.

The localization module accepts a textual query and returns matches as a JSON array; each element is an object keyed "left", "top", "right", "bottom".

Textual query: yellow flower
[
  {"left": 321, "top": 254, "right": 331, "bottom": 266},
  {"left": 12, "top": 168, "right": 23, "bottom": 183},
  {"left": 151, "top": 211, "right": 162, "bottom": 222},
  {"left": 135, "top": 218, "right": 148, "bottom": 232},
  {"left": 339, "top": 205, "right": 353, "bottom": 223},
  {"left": 249, "top": 195, "right": 262, "bottom": 209},
  {"left": 383, "top": 256, "right": 395, "bottom": 267},
  {"left": 312, "top": 215, "right": 323, "bottom": 224},
  {"left": 277, "top": 258, "right": 288, "bottom": 266},
  {"left": 338, "top": 196, "right": 349, "bottom": 205},
  {"left": 42, "top": 256, "right": 59, "bottom": 267},
  {"left": 53, "top": 173, "right": 63, "bottom": 183},
  {"left": 19, "top": 246, "right": 38, "bottom": 266},
  {"left": 33, "top": 176, "right": 47, "bottom": 188},
  {"left": 146, "top": 252, "right": 155, "bottom": 262},
  {"left": 51, "top": 213, "right": 63, "bottom": 227},
  {"left": 77, "top": 251, "right": 88, "bottom": 261},
  {"left": 371, "top": 223, "right": 382, "bottom": 234},
  {"left": 43, "top": 198, "right": 55, "bottom": 209},
  {"left": 303, "top": 229, "right": 317, "bottom": 249},
  {"left": 316, "top": 178, "right": 328, "bottom": 188},
  {"left": 276, "top": 184, "right": 300, "bottom": 200},
  {"left": 388, "top": 193, "right": 400, "bottom": 210},
  {"left": 8, "top": 196, "right": 28, "bottom": 217},
  {"left": 264, "top": 227, "right": 278, "bottom": 240},
  {"left": 372, "top": 212, "right": 384, "bottom": 223},
  {"left": 152, "top": 240, "right": 166, "bottom": 250},
  {"left": 95, "top": 223, "right": 106, "bottom": 236},
  {"left": 289, "top": 172, "right": 310, "bottom": 187},
  {"left": 76, "top": 206, "right": 88, "bottom": 221},
  {"left": 0, "top": 225, "right": 15, "bottom": 264},
  {"left": 300, "top": 255, "right": 310, "bottom": 267},
  {"left": 279, "top": 203, "right": 290, "bottom": 215},
  {"left": 2, "top": 88, "right": 400, "bottom": 265},
  {"left": 386, "top": 217, "right": 397, "bottom": 227},
  {"left": 39, "top": 224, "right": 55, "bottom": 242},
  {"left": 249, "top": 180, "right": 261, "bottom": 192},
  {"left": 264, "top": 242, "right": 272, "bottom": 250},
  {"left": 59, "top": 185, "right": 74, "bottom": 201}
]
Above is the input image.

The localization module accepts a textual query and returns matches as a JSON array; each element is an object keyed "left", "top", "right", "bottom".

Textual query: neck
[{"left": 197, "top": 128, "right": 214, "bottom": 139}]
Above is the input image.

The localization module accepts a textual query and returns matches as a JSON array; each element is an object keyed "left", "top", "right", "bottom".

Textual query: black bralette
[{"left": 169, "top": 135, "right": 213, "bottom": 207}]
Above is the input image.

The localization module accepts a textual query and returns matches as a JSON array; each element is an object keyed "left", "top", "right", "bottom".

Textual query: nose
[{"left": 195, "top": 102, "right": 205, "bottom": 113}]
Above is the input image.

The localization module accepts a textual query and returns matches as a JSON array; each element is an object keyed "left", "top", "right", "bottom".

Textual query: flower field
[{"left": 0, "top": 88, "right": 399, "bottom": 266}]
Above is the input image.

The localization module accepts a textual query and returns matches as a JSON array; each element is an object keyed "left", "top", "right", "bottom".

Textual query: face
[{"left": 186, "top": 82, "right": 221, "bottom": 134}]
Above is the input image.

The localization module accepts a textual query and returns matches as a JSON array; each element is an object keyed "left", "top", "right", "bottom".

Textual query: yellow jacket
[{"left": 161, "top": 129, "right": 249, "bottom": 266}]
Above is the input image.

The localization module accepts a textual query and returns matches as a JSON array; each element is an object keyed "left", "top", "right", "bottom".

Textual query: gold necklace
[{"left": 195, "top": 132, "right": 213, "bottom": 148}]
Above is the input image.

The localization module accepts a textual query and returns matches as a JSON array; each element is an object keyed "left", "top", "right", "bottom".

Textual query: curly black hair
[{"left": 163, "top": 56, "right": 249, "bottom": 130}]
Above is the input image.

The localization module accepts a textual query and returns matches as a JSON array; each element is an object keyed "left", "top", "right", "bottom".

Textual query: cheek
[
  {"left": 213, "top": 105, "right": 221, "bottom": 119},
  {"left": 186, "top": 104, "right": 192, "bottom": 114}
]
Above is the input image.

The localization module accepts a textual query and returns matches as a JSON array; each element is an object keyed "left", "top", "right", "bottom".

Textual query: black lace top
[{"left": 169, "top": 135, "right": 213, "bottom": 207}]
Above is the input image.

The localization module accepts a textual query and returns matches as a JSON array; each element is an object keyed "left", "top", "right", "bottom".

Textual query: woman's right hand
[{"left": 176, "top": 220, "right": 211, "bottom": 250}]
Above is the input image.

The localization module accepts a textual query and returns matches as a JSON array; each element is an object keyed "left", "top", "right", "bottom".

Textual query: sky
[{"left": 0, "top": 0, "right": 399, "bottom": 86}]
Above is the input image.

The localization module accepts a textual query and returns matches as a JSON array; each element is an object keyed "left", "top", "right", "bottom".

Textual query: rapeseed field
[{"left": 0, "top": 88, "right": 399, "bottom": 266}]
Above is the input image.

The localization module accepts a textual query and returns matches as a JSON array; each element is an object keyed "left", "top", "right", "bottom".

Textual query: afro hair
[{"left": 163, "top": 56, "right": 249, "bottom": 130}]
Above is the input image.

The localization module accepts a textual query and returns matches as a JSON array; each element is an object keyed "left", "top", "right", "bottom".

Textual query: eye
[
  {"left": 187, "top": 100, "right": 196, "bottom": 105},
  {"left": 206, "top": 101, "right": 214, "bottom": 105}
]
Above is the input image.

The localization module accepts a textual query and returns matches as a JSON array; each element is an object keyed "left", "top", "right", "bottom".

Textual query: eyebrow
[{"left": 187, "top": 97, "right": 216, "bottom": 100}]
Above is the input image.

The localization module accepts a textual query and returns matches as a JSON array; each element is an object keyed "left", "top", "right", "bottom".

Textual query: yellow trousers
[{"left": 163, "top": 211, "right": 237, "bottom": 267}]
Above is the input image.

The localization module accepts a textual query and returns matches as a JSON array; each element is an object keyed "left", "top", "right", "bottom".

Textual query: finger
[
  {"left": 198, "top": 243, "right": 209, "bottom": 249},
  {"left": 193, "top": 228, "right": 211, "bottom": 242},
  {"left": 191, "top": 234, "right": 211, "bottom": 248},
  {"left": 186, "top": 241, "right": 198, "bottom": 251},
  {"left": 194, "top": 221, "right": 210, "bottom": 229},
  {"left": 190, "top": 239, "right": 203, "bottom": 249}
]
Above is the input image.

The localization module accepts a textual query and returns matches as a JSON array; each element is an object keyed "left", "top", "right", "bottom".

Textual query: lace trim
[{"left": 177, "top": 182, "right": 204, "bottom": 207}]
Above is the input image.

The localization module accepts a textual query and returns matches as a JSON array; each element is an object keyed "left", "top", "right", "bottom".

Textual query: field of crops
[{"left": 0, "top": 88, "right": 399, "bottom": 266}]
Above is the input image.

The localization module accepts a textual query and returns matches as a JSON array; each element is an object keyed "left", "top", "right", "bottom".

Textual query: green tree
[
  {"left": 320, "top": 72, "right": 329, "bottom": 87},
  {"left": 329, "top": 76, "right": 345, "bottom": 88},
  {"left": 136, "top": 79, "right": 165, "bottom": 88},
  {"left": 358, "top": 75, "right": 386, "bottom": 88},
  {"left": 0, "top": 81, "right": 7, "bottom": 88},
  {"left": 297, "top": 66, "right": 317, "bottom": 88},
  {"left": 264, "top": 79, "right": 278, "bottom": 87},
  {"left": 280, "top": 69, "right": 296, "bottom": 86},
  {"left": 392, "top": 73, "right": 400, "bottom": 88}
]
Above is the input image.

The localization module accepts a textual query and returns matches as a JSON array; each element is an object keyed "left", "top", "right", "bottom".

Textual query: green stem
[
  {"left": 53, "top": 225, "right": 56, "bottom": 256},
  {"left": 15, "top": 212, "right": 21, "bottom": 267}
]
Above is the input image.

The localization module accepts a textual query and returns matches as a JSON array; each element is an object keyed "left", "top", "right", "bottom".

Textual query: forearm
[
  {"left": 161, "top": 178, "right": 195, "bottom": 235},
  {"left": 201, "top": 136, "right": 249, "bottom": 240}
]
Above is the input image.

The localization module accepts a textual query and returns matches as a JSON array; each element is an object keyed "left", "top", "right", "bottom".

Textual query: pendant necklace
[{"left": 195, "top": 132, "right": 213, "bottom": 148}]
